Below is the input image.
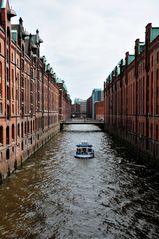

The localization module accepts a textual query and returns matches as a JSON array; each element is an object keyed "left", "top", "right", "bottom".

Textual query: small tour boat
[{"left": 74, "top": 141, "right": 94, "bottom": 159}]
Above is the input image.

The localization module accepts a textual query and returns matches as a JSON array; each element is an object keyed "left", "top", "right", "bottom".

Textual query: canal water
[{"left": 0, "top": 125, "right": 159, "bottom": 239}]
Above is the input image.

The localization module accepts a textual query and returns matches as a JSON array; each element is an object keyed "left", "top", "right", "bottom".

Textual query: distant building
[
  {"left": 80, "top": 100, "right": 87, "bottom": 117},
  {"left": 92, "top": 89, "right": 103, "bottom": 119},
  {"left": 71, "top": 99, "right": 86, "bottom": 117},
  {"left": 74, "top": 98, "right": 83, "bottom": 104},
  {"left": 71, "top": 103, "right": 80, "bottom": 117},
  {"left": 94, "top": 101, "right": 104, "bottom": 120}
]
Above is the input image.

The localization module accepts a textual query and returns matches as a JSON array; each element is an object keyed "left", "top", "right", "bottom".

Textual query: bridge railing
[{"left": 62, "top": 118, "right": 104, "bottom": 124}]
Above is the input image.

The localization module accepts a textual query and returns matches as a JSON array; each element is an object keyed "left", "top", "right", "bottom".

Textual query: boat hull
[{"left": 74, "top": 154, "right": 94, "bottom": 159}]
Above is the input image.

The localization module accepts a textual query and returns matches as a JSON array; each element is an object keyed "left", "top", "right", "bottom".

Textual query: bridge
[{"left": 60, "top": 119, "right": 104, "bottom": 130}]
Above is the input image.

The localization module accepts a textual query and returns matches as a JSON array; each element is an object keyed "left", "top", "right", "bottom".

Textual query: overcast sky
[{"left": 10, "top": 0, "right": 159, "bottom": 101}]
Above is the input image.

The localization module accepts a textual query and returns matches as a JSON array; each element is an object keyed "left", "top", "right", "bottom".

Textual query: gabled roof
[
  {"left": 128, "top": 55, "right": 135, "bottom": 65},
  {"left": 151, "top": 27, "right": 159, "bottom": 42}
]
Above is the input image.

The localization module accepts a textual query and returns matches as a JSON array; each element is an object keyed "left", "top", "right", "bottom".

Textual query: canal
[{"left": 0, "top": 124, "right": 159, "bottom": 239}]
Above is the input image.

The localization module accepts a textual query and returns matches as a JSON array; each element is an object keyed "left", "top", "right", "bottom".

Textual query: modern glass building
[{"left": 91, "top": 89, "right": 103, "bottom": 119}]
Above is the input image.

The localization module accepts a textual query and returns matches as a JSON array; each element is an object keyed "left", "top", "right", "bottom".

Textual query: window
[
  {"left": 6, "top": 126, "right": 9, "bottom": 144},
  {"left": 12, "top": 124, "right": 14, "bottom": 141},
  {"left": 28, "top": 121, "right": 29, "bottom": 133},
  {"left": 22, "top": 45, "right": 24, "bottom": 57},
  {"left": 31, "top": 121, "right": 32, "bottom": 133},
  {"left": 12, "top": 69, "right": 14, "bottom": 100},
  {"left": 0, "top": 103, "right": 2, "bottom": 114},
  {"left": 21, "top": 122, "right": 23, "bottom": 138},
  {"left": 6, "top": 148, "right": 9, "bottom": 160},
  {"left": 0, "top": 126, "right": 3, "bottom": 145},
  {"left": 21, "top": 141, "right": 23, "bottom": 150},
  {"left": 25, "top": 122, "right": 27, "bottom": 134},
  {"left": 12, "top": 104, "right": 14, "bottom": 114}
]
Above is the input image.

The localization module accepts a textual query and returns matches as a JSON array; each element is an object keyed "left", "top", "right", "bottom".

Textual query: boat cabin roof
[{"left": 76, "top": 143, "right": 92, "bottom": 147}]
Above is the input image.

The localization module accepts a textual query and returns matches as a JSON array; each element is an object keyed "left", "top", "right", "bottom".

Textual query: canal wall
[
  {"left": 0, "top": 124, "right": 60, "bottom": 184},
  {"left": 104, "top": 124, "right": 159, "bottom": 169}
]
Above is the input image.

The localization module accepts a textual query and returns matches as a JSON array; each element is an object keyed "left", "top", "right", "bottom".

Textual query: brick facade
[
  {"left": 104, "top": 23, "right": 159, "bottom": 165},
  {"left": 95, "top": 101, "right": 104, "bottom": 120},
  {"left": 0, "top": 0, "right": 71, "bottom": 182}
]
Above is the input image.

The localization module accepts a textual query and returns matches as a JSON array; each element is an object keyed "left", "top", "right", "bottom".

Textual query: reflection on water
[{"left": 0, "top": 124, "right": 159, "bottom": 239}]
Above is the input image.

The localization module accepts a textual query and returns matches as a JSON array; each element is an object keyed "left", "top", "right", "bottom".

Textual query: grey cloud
[{"left": 10, "top": 0, "right": 159, "bottom": 100}]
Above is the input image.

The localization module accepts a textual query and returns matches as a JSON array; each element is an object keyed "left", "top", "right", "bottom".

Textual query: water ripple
[{"left": 0, "top": 125, "right": 159, "bottom": 238}]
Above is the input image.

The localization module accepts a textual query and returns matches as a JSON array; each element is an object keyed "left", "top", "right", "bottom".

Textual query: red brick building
[
  {"left": 104, "top": 23, "right": 159, "bottom": 165},
  {"left": 0, "top": 0, "right": 71, "bottom": 182},
  {"left": 71, "top": 103, "right": 80, "bottom": 117},
  {"left": 95, "top": 101, "right": 104, "bottom": 120}
]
